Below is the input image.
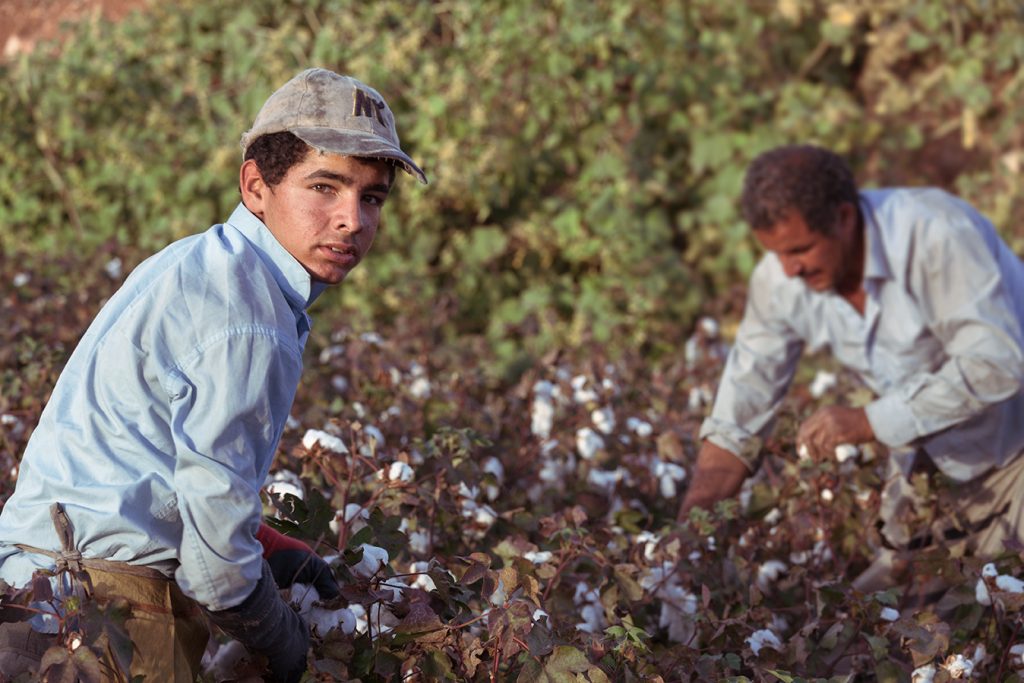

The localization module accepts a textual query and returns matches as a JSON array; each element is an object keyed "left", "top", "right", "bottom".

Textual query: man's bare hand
[
  {"left": 796, "top": 405, "right": 874, "bottom": 461},
  {"left": 677, "top": 441, "right": 750, "bottom": 521}
]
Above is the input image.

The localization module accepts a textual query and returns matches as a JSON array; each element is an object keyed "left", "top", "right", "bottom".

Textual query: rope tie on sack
[{"left": 16, "top": 503, "right": 170, "bottom": 593}]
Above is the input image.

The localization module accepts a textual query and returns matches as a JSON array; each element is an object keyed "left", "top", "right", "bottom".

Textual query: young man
[
  {"left": 679, "top": 144, "right": 1024, "bottom": 593},
  {"left": 0, "top": 67, "right": 426, "bottom": 681}
]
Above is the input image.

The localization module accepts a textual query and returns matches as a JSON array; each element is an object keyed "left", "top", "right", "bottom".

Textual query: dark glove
[
  {"left": 256, "top": 522, "right": 340, "bottom": 599},
  {"left": 204, "top": 560, "right": 309, "bottom": 683}
]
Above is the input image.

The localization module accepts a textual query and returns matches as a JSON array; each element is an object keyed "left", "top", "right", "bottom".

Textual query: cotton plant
[
  {"left": 330, "top": 503, "right": 370, "bottom": 537},
  {"left": 975, "top": 562, "right": 1024, "bottom": 607},
  {"left": 808, "top": 370, "right": 838, "bottom": 399},
  {"left": 375, "top": 460, "right": 415, "bottom": 484},
  {"left": 652, "top": 459, "right": 687, "bottom": 498},
  {"left": 590, "top": 406, "right": 615, "bottom": 435},
  {"left": 573, "top": 581, "right": 606, "bottom": 635},
  {"left": 626, "top": 416, "right": 653, "bottom": 438},
  {"left": 350, "top": 543, "right": 390, "bottom": 579},
  {"left": 575, "top": 427, "right": 605, "bottom": 460},
  {"left": 481, "top": 456, "right": 504, "bottom": 501},
  {"left": 531, "top": 380, "right": 559, "bottom": 439},
  {"left": 746, "top": 628, "right": 783, "bottom": 656},
  {"left": 640, "top": 562, "right": 699, "bottom": 644},
  {"left": 302, "top": 428, "right": 348, "bottom": 454},
  {"left": 683, "top": 316, "right": 729, "bottom": 370},
  {"left": 755, "top": 559, "right": 788, "bottom": 592}
]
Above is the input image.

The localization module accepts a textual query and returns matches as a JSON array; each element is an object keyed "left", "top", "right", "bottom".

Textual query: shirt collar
[
  {"left": 859, "top": 192, "right": 891, "bottom": 283},
  {"left": 225, "top": 203, "right": 329, "bottom": 310}
]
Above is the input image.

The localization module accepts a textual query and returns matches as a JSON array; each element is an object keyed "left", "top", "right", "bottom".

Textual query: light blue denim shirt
[
  {"left": 702, "top": 188, "right": 1024, "bottom": 481},
  {"left": 0, "top": 203, "right": 327, "bottom": 611}
]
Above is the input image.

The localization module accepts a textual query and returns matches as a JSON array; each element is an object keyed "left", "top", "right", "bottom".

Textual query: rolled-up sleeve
[
  {"left": 864, "top": 208, "right": 1024, "bottom": 448},
  {"left": 700, "top": 262, "right": 805, "bottom": 470},
  {"left": 166, "top": 327, "right": 303, "bottom": 611}
]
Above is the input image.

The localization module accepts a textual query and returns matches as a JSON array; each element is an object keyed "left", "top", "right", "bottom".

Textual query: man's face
[
  {"left": 754, "top": 205, "right": 859, "bottom": 294},
  {"left": 242, "top": 152, "right": 392, "bottom": 285}
]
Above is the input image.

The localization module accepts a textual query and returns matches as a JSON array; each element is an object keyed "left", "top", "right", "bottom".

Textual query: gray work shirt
[{"left": 701, "top": 188, "right": 1024, "bottom": 481}]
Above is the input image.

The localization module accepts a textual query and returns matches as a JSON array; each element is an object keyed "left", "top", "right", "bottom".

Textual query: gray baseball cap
[{"left": 240, "top": 68, "right": 427, "bottom": 184}]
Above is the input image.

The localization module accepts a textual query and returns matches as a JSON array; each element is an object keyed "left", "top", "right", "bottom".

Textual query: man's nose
[{"left": 335, "top": 197, "right": 363, "bottom": 233}]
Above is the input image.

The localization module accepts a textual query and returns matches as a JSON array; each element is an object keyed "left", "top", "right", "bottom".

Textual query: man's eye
[
  {"left": 312, "top": 184, "right": 333, "bottom": 193},
  {"left": 363, "top": 194, "right": 386, "bottom": 206}
]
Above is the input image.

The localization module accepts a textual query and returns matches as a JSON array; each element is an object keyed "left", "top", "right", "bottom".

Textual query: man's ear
[{"left": 240, "top": 159, "right": 269, "bottom": 218}]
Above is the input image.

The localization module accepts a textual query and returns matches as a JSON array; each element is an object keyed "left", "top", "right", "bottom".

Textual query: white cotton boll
[
  {"left": 458, "top": 481, "right": 480, "bottom": 501},
  {"left": 524, "top": 550, "right": 553, "bottom": 564},
  {"left": 266, "top": 470, "right": 305, "bottom": 501},
  {"left": 531, "top": 395, "right": 555, "bottom": 439},
  {"left": 756, "top": 560, "right": 788, "bottom": 591},
  {"left": 996, "top": 574, "right": 1024, "bottom": 594},
  {"left": 576, "top": 427, "right": 605, "bottom": 460},
  {"left": 313, "top": 607, "right": 356, "bottom": 636},
  {"left": 409, "top": 376, "right": 431, "bottom": 399},
  {"left": 202, "top": 639, "right": 250, "bottom": 680},
  {"left": 408, "top": 529, "right": 430, "bottom": 555},
  {"left": 288, "top": 583, "right": 321, "bottom": 613},
  {"left": 798, "top": 443, "right": 811, "bottom": 461},
  {"left": 655, "top": 461, "right": 687, "bottom": 499},
  {"left": 349, "top": 603, "right": 369, "bottom": 634},
  {"left": 834, "top": 443, "right": 859, "bottom": 463},
  {"left": 409, "top": 562, "right": 437, "bottom": 591},
  {"left": 982, "top": 563, "right": 999, "bottom": 578},
  {"left": 532, "top": 608, "right": 549, "bottom": 624},
  {"left": 635, "top": 531, "right": 660, "bottom": 562},
  {"left": 361, "top": 332, "right": 384, "bottom": 346},
  {"left": 331, "top": 375, "right": 349, "bottom": 394},
  {"left": 587, "top": 467, "right": 624, "bottom": 492},
  {"left": 489, "top": 577, "right": 507, "bottom": 606},
  {"left": 318, "top": 344, "right": 346, "bottom": 364},
  {"left": 746, "top": 629, "right": 783, "bottom": 656},
  {"left": 809, "top": 370, "right": 838, "bottom": 399},
  {"left": 940, "top": 654, "right": 974, "bottom": 678},
  {"left": 820, "top": 488, "right": 834, "bottom": 503},
  {"left": 363, "top": 425, "right": 385, "bottom": 447},
  {"left": 699, "top": 316, "right": 720, "bottom": 338},
  {"left": 351, "top": 544, "right": 389, "bottom": 579},
  {"left": 764, "top": 508, "right": 783, "bottom": 526},
  {"left": 601, "top": 376, "right": 617, "bottom": 393},
  {"left": 482, "top": 456, "right": 504, "bottom": 500},
  {"left": 626, "top": 416, "right": 653, "bottom": 438},
  {"left": 687, "top": 386, "right": 713, "bottom": 412},
  {"left": 377, "top": 461, "right": 415, "bottom": 484},
  {"left": 571, "top": 375, "right": 599, "bottom": 404},
  {"left": 880, "top": 607, "right": 900, "bottom": 622},
  {"left": 12, "top": 273, "right": 30, "bottom": 288},
  {"left": 285, "top": 414, "right": 301, "bottom": 431},
  {"left": 302, "top": 429, "right": 348, "bottom": 454},
  {"left": 911, "top": 664, "right": 936, "bottom": 683},
  {"left": 591, "top": 406, "right": 616, "bottom": 435},
  {"left": 1009, "top": 643, "right": 1024, "bottom": 670},
  {"left": 575, "top": 603, "right": 606, "bottom": 634},
  {"left": 104, "top": 257, "right": 122, "bottom": 280},
  {"left": 473, "top": 503, "right": 498, "bottom": 528}
]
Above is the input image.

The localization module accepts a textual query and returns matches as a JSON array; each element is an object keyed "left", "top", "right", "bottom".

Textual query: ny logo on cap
[{"left": 353, "top": 89, "right": 387, "bottom": 126}]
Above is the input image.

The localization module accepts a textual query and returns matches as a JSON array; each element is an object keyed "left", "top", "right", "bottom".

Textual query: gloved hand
[
  {"left": 256, "top": 522, "right": 339, "bottom": 599},
  {"left": 204, "top": 560, "right": 309, "bottom": 683}
]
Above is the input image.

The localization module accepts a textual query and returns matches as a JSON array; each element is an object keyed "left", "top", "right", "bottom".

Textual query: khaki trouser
[
  {"left": 855, "top": 450, "right": 1024, "bottom": 593},
  {"left": 0, "top": 566, "right": 208, "bottom": 682}
]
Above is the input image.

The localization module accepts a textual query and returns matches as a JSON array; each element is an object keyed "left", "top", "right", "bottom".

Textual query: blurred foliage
[{"left": 1, "top": 0, "right": 1022, "bottom": 378}]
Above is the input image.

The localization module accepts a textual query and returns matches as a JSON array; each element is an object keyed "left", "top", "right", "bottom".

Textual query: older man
[{"left": 679, "top": 144, "right": 1024, "bottom": 593}]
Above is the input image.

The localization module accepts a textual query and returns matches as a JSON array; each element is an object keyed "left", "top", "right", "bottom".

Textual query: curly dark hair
[
  {"left": 243, "top": 132, "right": 311, "bottom": 186},
  {"left": 740, "top": 145, "right": 859, "bottom": 234}
]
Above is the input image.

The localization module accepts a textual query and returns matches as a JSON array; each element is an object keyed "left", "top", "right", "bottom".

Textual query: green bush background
[{"left": 2, "top": 0, "right": 1022, "bottom": 376}]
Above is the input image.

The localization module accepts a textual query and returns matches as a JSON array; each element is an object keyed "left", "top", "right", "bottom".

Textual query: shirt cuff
[
  {"left": 699, "top": 418, "right": 761, "bottom": 472},
  {"left": 864, "top": 393, "right": 921, "bottom": 448}
]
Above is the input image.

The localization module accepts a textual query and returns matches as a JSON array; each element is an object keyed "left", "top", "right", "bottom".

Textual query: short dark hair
[
  {"left": 243, "top": 132, "right": 311, "bottom": 186},
  {"left": 740, "top": 145, "right": 858, "bottom": 234},
  {"left": 243, "top": 131, "right": 398, "bottom": 187}
]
